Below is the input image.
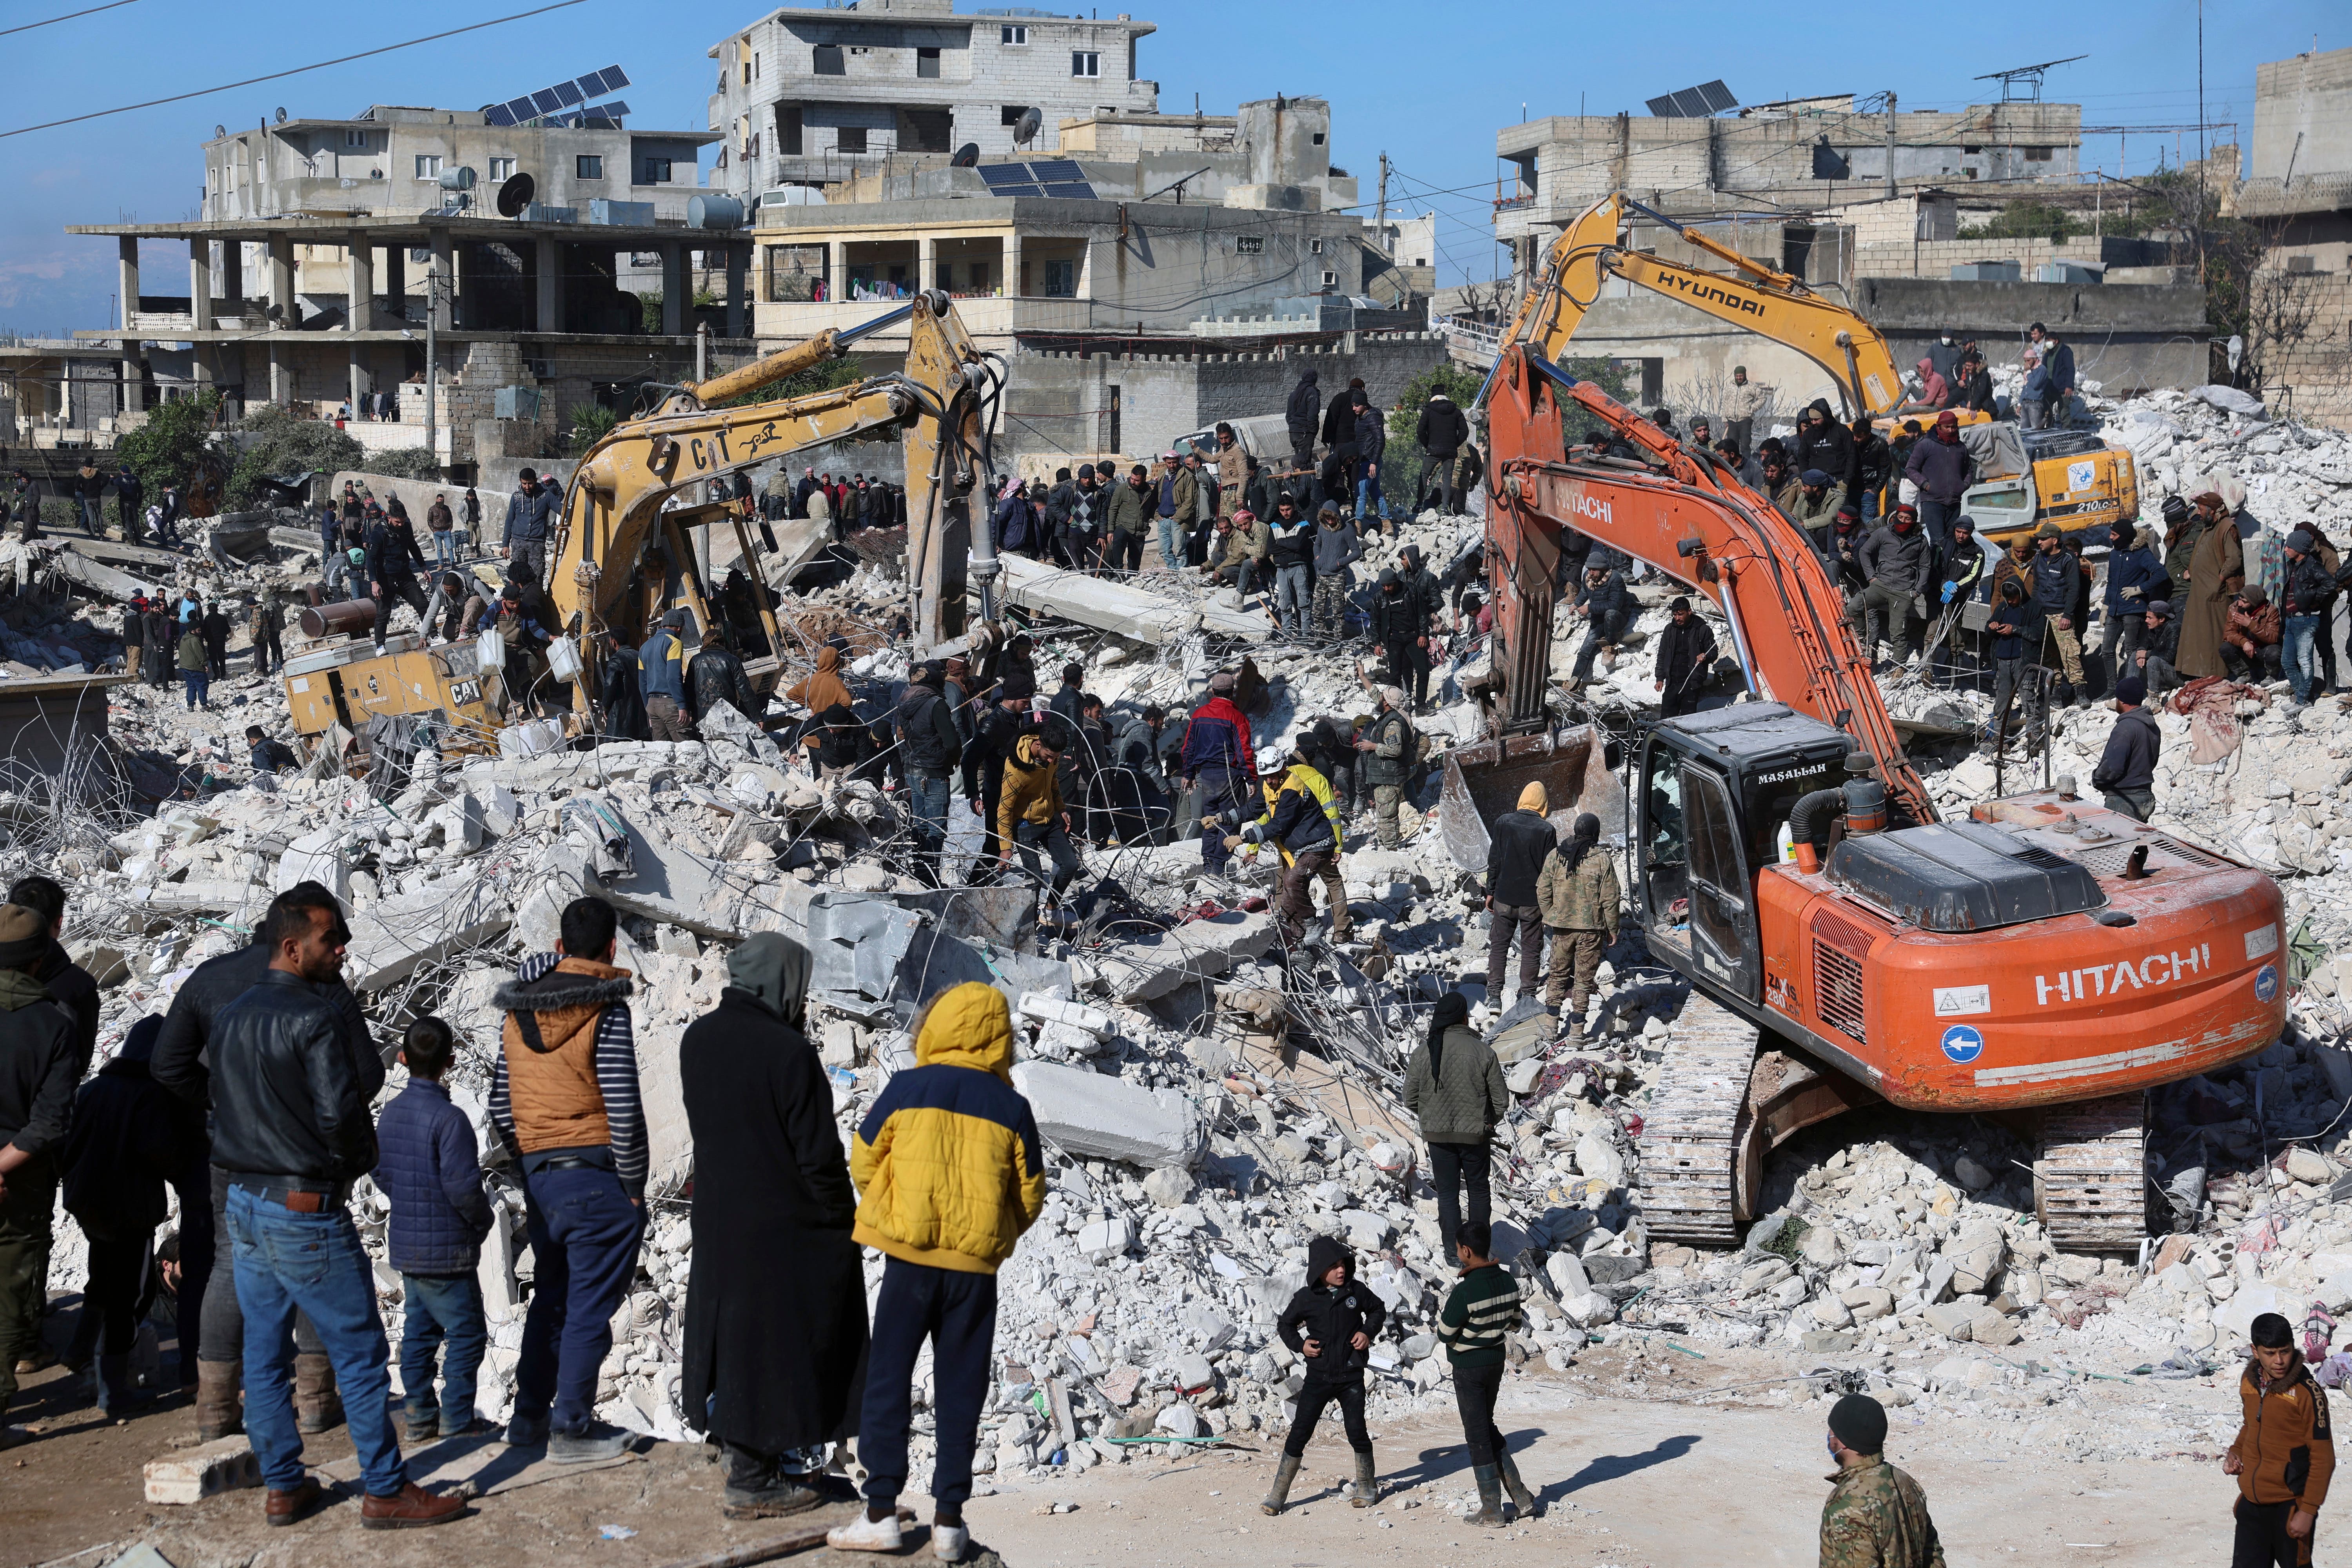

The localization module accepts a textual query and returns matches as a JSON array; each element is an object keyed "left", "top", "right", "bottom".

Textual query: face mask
[{"left": 1827, "top": 1432, "right": 1841, "bottom": 1460}]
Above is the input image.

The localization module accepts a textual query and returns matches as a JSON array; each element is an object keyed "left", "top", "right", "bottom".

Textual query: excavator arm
[
  {"left": 1483, "top": 340, "right": 1935, "bottom": 825},
  {"left": 1497, "top": 193, "right": 1916, "bottom": 419},
  {"left": 544, "top": 289, "right": 998, "bottom": 669}
]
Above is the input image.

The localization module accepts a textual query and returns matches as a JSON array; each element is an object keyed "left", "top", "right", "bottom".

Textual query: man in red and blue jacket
[{"left": 1179, "top": 671, "right": 1256, "bottom": 874}]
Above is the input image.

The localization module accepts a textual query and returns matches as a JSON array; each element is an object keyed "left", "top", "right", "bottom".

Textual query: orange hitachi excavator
[{"left": 1465, "top": 338, "right": 2283, "bottom": 1250}]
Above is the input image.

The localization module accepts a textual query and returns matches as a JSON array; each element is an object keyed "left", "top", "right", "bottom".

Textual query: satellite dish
[
  {"left": 1013, "top": 107, "right": 1041, "bottom": 147},
  {"left": 495, "top": 171, "right": 536, "bottom": 217},
  {"left": 274, "top": 107, "right": 287, "bottom": 123},
  {"left": 214, "top": 124, "right": 226, "bottom": 138},
  {"left": 951, "top": 142, "right": 980, "bottom": 169},
  {"left": 437, "top": 165, "right": 477, "bottom": 192}
]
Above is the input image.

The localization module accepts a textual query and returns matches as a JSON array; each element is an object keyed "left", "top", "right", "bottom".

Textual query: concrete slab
[
  {"left": 1093, "top": 910, "right": 1276, "bottom": 1004},
  {"left": 345, "top": 876, "right": 512, "bottom": 993},
  {"left": 1009, "top": 1059, "right": 1201, "bottom": 1168},
  {"left": 987, "top": 555, "right": 1269, "bottom": 644}
]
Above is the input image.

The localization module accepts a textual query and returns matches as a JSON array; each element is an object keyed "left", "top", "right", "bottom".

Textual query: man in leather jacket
[
  {"left": 210, "top": 894, "right": 464, "bottom": 1530},
  {"left": 151, "top": 882, "right": 382, "bottom": 1443}
]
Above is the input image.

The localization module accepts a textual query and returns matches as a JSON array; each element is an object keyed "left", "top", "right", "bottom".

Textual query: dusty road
[{"left": 9, "top": 1338, "right": 2258, "bottom": 1568}]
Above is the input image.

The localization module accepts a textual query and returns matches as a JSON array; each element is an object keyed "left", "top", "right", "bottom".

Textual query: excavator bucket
[{"left": 1436, "top": 725, "right": 1624, "bottom": 873}]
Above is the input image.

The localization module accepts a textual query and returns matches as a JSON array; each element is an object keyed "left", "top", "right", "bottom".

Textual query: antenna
[
  {"left": 1013, "top": 106, "right": 1042, "bottom": 147},
  {"left": 1973, "top": 56, "right": 2087, "bottom": 103}
]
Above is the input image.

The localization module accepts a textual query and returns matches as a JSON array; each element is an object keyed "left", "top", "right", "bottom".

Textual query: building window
[
  {"left": 644, "top": 157, "right": 673, "bottom": 183},
  {"left": 917, "top": 45, "right": 940, "bottom": 78},
  {"left": 779, "top": 104, "right": 804, "bottom": 156},
  {"left": 1321, "top": 270, "right": 1338, "bottom": 288},
  {"left": 1072, "top": 51, "right": 1099, "bottom": 77},
  {"left": 1002, "top": 105, "right": 1031, "bottom": 126},
  {"left": 1043, "top": 258, "right": 1077, "bottom": 296},
  {"left": 576, "top": 154, "right": 604, "bottom": 180},
  {"left": 903, "top": 108, "right": 951, "bottom": 153},
  {"left": 343, "top": 129, "right": 367, "bottom": 149},
  {"left": 1312, "top": 132, "right": 1325, "bottom": 146},
  {"left": 813, "top": 44, "right": 845, "bottom": 75},
  {"left": 1310, "top": 238, "right": 1323, "bottom": 254},
  {"left": 414, "top": 154, "right": 443, "bottom": 180},
  {"left": 837, "top": 126, "right": 867, "bottom": 154},
  {"left": 1001, "top": 24, "right": 1028, "bottom": 44},
  {"left": 488, "top": 157, "right": 515, "bottom": 182},
  {"left": 2024, "top": 145, "right": 2054, "bottom": 162}
]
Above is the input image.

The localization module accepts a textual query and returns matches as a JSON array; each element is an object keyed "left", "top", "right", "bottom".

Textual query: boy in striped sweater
[{"left": 1438, "top": 1221, "right": 1537, "bottom": 1526}]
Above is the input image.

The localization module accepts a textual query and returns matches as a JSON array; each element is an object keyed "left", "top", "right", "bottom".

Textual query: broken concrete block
[
  {"left": 1798, "top": 1226, "right": 1844, "bottom": 1268},
  {"left": 344, "top": 880, "right": 511, "bottom": 993},
  {"left": 1142, "top": 1167, "right": 1193, "bottom": 1209},
  {"left": 1339, "top": 1209, "right": 1393, "bottom": 1251},
  {"left": 1922, "top": 1302, "right": 1976, "bottom": 1341},
  {"left": 1504, "top": 1057, "right": 1543, "bottom": 1095},
  {"left": 1154, "top": 1400, "right": 1207, "bottom": 1439},
  {"left": 1078, "top": 1216, "right": 1136, "bottom": 1262},
  {"left": 1093, "top": 911, "right": 1276, "bottom": 1004},
  {"left": 145, "top": 1436, "right": 261, "bottom": 1503},
  {"left": 1574, "top": 1129, "right": 1625, "bottom": 1188},
  {"left": 1546, "top": 1252, "right": 1591, "bottom": 1299},
  {"left": 1098, "top": 1365, "right": 1143, "bottom": 1406},
  {"left": 431, "top": 793, "right": 485, "bottom": 855},
  {"left": 1011, "top": 1060, "right": 1202, "bottom": 1169},
  {"left": 1969, "top": 1309, "right": 2022, "bottom": 1347},
  {"left": 1841, "top": 1287, "right": 1895, "bottom": 1322},
  {"left": 1022, "top": 992, "right": 1114, "bottom": 1040},
  {"left": 2286, "top": 1144, "right": 2335, "bottom": 1185},
  {"left": 1170, "top": 1351, "right": 1216, "bottom": 1393}
]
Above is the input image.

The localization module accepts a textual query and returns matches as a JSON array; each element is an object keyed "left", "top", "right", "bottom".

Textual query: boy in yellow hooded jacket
[{"left": 831, "top": 983, "right": 1046, "bottom": 1561}]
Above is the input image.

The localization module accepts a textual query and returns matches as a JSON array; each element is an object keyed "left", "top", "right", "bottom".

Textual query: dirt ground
[{"left": 4, "top": 1320, "right": 2270, "bottom": 1568}]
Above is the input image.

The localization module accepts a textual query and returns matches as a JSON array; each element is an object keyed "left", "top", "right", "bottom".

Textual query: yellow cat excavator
[
  {"left": 283, "top": 290, "right": 1002, "bottom": 753},
  {"left": 1499, "top": 193, "right": 2137, "bottom": 543}
]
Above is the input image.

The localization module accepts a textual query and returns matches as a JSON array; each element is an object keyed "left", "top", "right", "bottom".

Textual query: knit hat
[
  {"left": 1210, "top": 671, "right": 1236, "bottom": 693},
  {"left": 1828, "top": 1394, "right": 1889, "bottom": 1455},
  {"left": 1800, "top": 468, "right": 1828, "bottom": 487},
  {"left": 1953, "top": 515, "right": 1976, "bottom": 535},
  {"left": 0, "top": 904, "right": 48, "bottom": 969},
  {"left": 2289, "top": 528, "right": 2316, "bottom": 554},
  {"left": 1517, "top": 781, "right": 1549, "bottom": 814},
  {"left": 2116, "top": 674, "right": 2147, "bottom": 706},
  {"left": 2146, "top": 599, "right": 2173, "bottom": 618},
  {"left": 2161, "top": 495, "right": 2190, "bottom": 521}
]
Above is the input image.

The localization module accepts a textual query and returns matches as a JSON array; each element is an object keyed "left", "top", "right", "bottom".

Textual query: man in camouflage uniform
[
  {"left": 1354, "top": 684, "right": 1416, "bottom": 849},
  {"left": 1820, "top": 1394, "right": 1945, "bottom": 1568}
]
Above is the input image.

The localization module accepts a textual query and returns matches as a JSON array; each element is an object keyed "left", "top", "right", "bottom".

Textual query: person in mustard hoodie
[
  {"left": 2227, "top": 1311, "right": 2335, "bottom": 1567},
  {"left": 829, "top": 983, "right": 1045, "bottom": 1563},
  {"left": 997, "top": 720, "right": 1080, "bottom": 905}
]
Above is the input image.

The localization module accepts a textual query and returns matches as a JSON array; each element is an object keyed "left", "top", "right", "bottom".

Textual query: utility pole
[
  {"left": 1884, "top": 91, "right": 1898, "bottom": 201},
  {"left": 424, "top": 272, "right": 437, "bottom": 474},
  {"left": 2197, "top": 0, "right": 2207, "bottom": 172},
  {"left": 1376, "top": 153, "right": 1389, "bottom": 247}
]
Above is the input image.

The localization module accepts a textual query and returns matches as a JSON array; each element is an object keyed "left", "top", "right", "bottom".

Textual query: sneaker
[
  {"left": 827, "top": 1511, "right": 906, "bottom": 1554},
  {"left": 503, "top": 1412, "right": 549, "bottom": 1448},
  {"left": 933, "top": 1521, "right": 970, "bottom": 1562},
  {"left": 359, "top": 1481, "right": 468, "bottom": 1530},
  {"left": 547, "top": 1420, "right": 633, "bottom": 1464}
]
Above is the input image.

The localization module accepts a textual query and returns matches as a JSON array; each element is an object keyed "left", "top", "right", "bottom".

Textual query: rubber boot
[
  {"left": 294, "top": 1352, "right": 343, "bottom": 1434},
  {"left": 1497, "top": 1449, "right": 1539, "bottom": 1517},
  {"left": 196, "top": 1360, "right": 243, "bottom": 1441},
  {"left": 1350, "top": 1448, "right": 1379, "bottom": 1508},
  {"left": 1260, "top": 1452, "right": 1302, "bottom": 1516},
  {"left": 1468, "top": 1463, "right": 1506, "bottom": 1527}
]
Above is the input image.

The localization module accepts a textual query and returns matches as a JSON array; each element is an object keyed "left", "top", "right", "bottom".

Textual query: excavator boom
[{"left": 1482, "top": 342, "right": 1934, "bottom": 824}]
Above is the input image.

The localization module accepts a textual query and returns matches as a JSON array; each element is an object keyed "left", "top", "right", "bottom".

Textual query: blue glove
[{"left": 1940, "top": 582, "right": 1957, "bottom": 604}]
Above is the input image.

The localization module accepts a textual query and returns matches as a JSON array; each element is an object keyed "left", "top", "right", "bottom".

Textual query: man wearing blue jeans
[
  {"left": 2283, "top": 529, "right": 2336, "bottom": 705},
  {"left": 895, "top": 662, "right": 962, "bottom": 887},
  {"left": 212, "top": 896, "right": 464, "bottom": 1529},
  {"left": 490, "top": 896, "right": 645, "bottom": 1464}
]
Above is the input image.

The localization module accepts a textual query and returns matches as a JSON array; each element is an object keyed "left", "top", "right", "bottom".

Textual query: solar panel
[
  {"left": 532, "top": 87, "right": 565, "bottom": 114},
  {"left": 978, "top": 163, "right": 1041, "bottom": 194},
  {"left": 552, "top": 80, "right": 585, "bottom": 107},
  {"left": 592, "top": 100, "right": 628, "bottom": 120},
  {"left": 1025, "top": 158, "right": 1083, "bottom": 183},
  {"left": 599, "top": 65, "right": 630, "bottom": 91},
  {"left": 505, "top": 96, "right": 539, "bottom": 123},
  {"left": 1042, "top": 182, "right": 1096, "bottom": 199},
  {"left": 1646, "top": 79, "right": 1738, "bottom": 117},
  {"left": 484, "top": 103, "right": 517, "bottom": 127}
]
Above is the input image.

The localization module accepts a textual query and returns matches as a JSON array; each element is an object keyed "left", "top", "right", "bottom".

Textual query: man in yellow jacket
[
  {"left": 829, "top": 984, "right": 1045, "bottom": 1562},
  {"left": 997, "top": 725, "right": 1081, "bottom": 904}
]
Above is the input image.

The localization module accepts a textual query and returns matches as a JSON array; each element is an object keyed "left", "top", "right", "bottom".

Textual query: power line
[
  {"left": 0, "top": 0, "right": 589, "bottom": 139},
  {"left": 0, "top": 0, "right": 139, "bottom": 38}
]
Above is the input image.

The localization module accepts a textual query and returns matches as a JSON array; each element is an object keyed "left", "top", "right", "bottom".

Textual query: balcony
[{"left": 753, "top": 295, "right": 1097, "bottom": 345}]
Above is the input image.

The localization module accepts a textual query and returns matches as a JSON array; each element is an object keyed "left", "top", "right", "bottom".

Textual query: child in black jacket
[{"left": 1263, "top": 1234, "right": 1387, "bottom": 1515}]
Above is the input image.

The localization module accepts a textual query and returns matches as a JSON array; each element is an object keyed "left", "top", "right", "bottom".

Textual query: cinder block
[{"left": 144, "top": 1436, "right": 261, "bottom": 1504}]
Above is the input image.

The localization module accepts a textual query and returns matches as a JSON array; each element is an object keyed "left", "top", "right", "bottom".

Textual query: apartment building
[{"left": 706, "top": 1, "right": 1158, "bottom": 202}]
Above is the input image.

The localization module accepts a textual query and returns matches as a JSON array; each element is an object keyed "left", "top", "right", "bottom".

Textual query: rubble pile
[{"left": 12, "top": 379, "right": 2352, "bottom": 1496}]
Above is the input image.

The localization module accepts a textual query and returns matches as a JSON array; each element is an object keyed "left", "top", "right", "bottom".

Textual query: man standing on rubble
[
  {"left": 1902, "top": 411, "right": 1975, "bottom": 550},
  {"left": 501, "top": 468, "right": 558, "bottom": 586},
  {"left": 211, "top": 894, "right": 466, "bottom": 1528},
  {"left": 1537, "top": 813, "right": 1618, "bottom": 1039},
  {"left": 2227, "top": 1310, "right": 2335, "bottom": 1566},
  {"left": 1179, "top": 671, "right": 1257, "bottom": 876},
  {"left": 0, "top": 901, "right": 81, "bottom": 1441},
  {"left": 367, "top": 502, "right": 434, "bottom": 653},
  {"left": 1849, "top": 506, "right": 1933, "bottom": 671},
  {"left": 143, "top": 598, "right": 174, "bottom": 690},
  {"left": 1287, "top": 368, "right": 1323, "bottom": 475},
  {"left": 1403, "top": 984, "right": 1504, "bottom": 1267},
  {"left": 2030, "top": 523, "right": 2088, "bottom": 705},
  {"left": 1654, "top": 597, "right": 1719, "bottom": 718},
  {"left": 490, "top": 896, "right": 645, "bottom": 1465},
  {"left": 637, "top": 611, "right": 693, "bottom": 744},
  {"left": 687, "top": 626, "right": 757, "bottom": 733},
  {"left": 965, "top": 693, "right": 1029, "bottom": 878},
  {"left": 897, "top": 662, "right": 963, "bottom": 887},
  {"left": 1104, "top": 463, "right": 1150, "bottom": 575},
  {"left": 1417, "top": 390, "right": 1471, "bottom": 515},
  {"left": 1483, "top": 783, "right": 1557, "bottom": 1010},
  {"left": 1820, "top": 1394, "right": 1945, "bottom": 1568},
  {"left": 1722, "top": 366, "right": 1771, "bottom": 453},
  {"left": 1356, "top": 684, "right": 1416, "bottom": 850},
  {"left": 998, "top": 720, "right": 1080, "bottom": 909}
]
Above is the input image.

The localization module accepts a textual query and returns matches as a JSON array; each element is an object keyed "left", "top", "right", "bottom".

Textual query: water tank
[{"left": 687, "top": 194, "right": 746, "bottom": 229}]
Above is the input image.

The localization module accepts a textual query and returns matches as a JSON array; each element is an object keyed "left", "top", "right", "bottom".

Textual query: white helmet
[{"left": 1256, "top": 746, "right": 1286, "bottom": 776}]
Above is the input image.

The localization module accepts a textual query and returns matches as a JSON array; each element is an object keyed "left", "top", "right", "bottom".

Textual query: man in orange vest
[{"left": 489, "top": 896, "right": 645, "bottom": 1464}]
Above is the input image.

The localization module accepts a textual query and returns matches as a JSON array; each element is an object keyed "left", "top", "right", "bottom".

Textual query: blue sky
[{"left": 0, "top": 0, "right": 2337, "bottom": 335}]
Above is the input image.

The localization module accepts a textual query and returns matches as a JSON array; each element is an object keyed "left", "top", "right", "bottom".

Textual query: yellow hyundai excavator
[
  {"left": 283, "top": 290, "right": 1002, "bottom": 755},
  {"left": 1499, "top": 193, "right": 2138, "bottom": 543}
]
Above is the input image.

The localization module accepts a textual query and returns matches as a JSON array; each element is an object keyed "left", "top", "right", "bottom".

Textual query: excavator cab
[{"left": 1633, "top": 706, "right": 1854, "bottom": 1006}]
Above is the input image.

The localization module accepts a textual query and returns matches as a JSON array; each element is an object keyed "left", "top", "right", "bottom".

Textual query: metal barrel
[{"left": 299, "top": 599, "right": 377, "bottom": 639}]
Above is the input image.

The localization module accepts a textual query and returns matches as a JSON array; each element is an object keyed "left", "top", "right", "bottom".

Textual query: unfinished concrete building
[{"left": 2236, "top": 44, "right": 2352, "bottom": 429}]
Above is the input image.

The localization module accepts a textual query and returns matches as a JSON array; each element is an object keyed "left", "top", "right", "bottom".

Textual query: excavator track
[
  {"left": 1636, "top": 998, "right": 1761, "bottom": 1248},
  {"left": 2033, "top": 1093, "right": 2152, "bottom": 1252}
]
